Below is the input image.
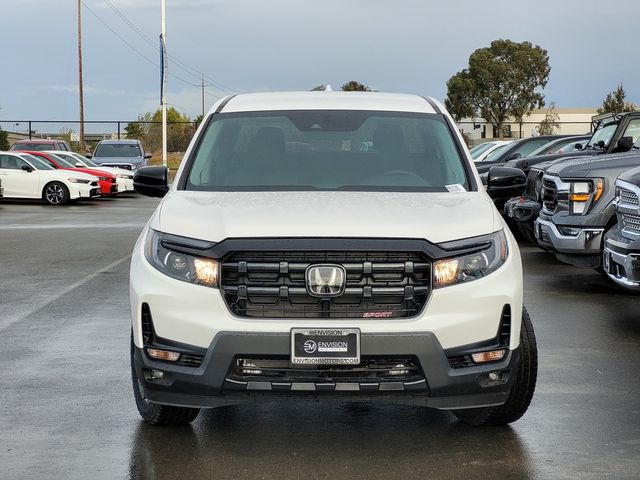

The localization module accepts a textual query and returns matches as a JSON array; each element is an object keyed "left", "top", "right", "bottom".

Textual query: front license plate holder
[{"left": 290, "top": 328, "right": 360, "bottom": 365}]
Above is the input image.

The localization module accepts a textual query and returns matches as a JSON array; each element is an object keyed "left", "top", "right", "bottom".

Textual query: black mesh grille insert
[
  {"left": 220, "top": 251, "right": 431, "bottom": 318},
  {"left": 228, "top": 356, "right": 423, "bottom": 383},
  {"left": 542, "top": 178, "right": 558, "bottom": 212}
]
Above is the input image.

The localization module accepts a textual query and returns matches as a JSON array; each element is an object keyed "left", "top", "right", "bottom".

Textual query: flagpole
[{"left": 161, "top": 0, "right": 167, "bottom": 168}]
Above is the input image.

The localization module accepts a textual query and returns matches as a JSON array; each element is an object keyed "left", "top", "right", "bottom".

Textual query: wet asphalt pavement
[{"left": 1, "top": 195, "right": 639, "bottom": 480}]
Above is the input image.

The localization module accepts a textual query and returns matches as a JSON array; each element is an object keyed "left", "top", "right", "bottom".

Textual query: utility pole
[
  {"left": 161, "top": 0, "right": 168, "bottom": 167},
  {"left": 201, "top": 73, "right": 205, "bottom": 118},
  {"left": 77, "top": 0, "right": 85, "bottom": 153}
]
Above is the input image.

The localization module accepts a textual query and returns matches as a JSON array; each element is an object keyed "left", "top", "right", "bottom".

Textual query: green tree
[
  {"left": 341, "top": 81, "right": 371, "bottom": 92},
  {"left": 598, "top": 84, "right": 637, "bottom": 114},
  {"left": 445, "top": 39, "right": 550, "bottom": 139},
  {"left": 0, "top": 127, "right": 9, "bottom": 150},
  {"left": 194, "top": 114, "right": 204, "bottom": 126},
  {"left": 124, "top": 118, "right": 146, "bottom": 140},
  {"left": 144, "top": 107, "right": 195, "bottom": 153},
  {"left": 537, "top": 102, "right": 561, "bottom": 135}
]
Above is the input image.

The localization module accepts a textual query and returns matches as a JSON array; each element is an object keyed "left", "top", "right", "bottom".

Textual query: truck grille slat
[
  {"left": 619, "top": 188, "right": 640, "bottom": 206},
  {"left": 220, "top": 251, "right": 431, "bottom": 319}
]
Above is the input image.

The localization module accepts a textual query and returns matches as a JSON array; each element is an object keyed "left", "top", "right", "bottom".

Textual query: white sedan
[
  {"left": 47, "top": 150, "right": 135, "bottom": 193},
  {"left": 0, "top": 152, "right": 100, "bottom": 205}
]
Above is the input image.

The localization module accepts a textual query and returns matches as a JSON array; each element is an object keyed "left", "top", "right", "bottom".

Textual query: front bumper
[
  {"left": 505, "top": 196, "right": 541, "bottom": 222},
  {"left": 69, "top": 183, "right": 101, "bottom": 199},
  {"left": 603, "top": 228, "right": 640, "bottom": 291},
  {"left": 116, "top": 177, "right": 134, "bottom": 192},
  {"left": 534, "top": 217, "right": 604, "bottom": 267},
  {"left": 133, "top": 331, "right": 519, "bottom": 410}
]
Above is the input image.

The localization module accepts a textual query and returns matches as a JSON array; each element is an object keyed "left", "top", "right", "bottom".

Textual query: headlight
[
  {"left": 98, "top": 176, "right": 109, "bottom": 181},
  {"left": 68, "top": 178, "right": 91, "bottom": 184},
  {"left": 116, "top": 173, "right": 133, "bottom": 179},
  {"left": 433, "top": 230, "right": 509, "bottom": 288},
  {"left": 566, "top": 179, "right": 604, "bottom": 215},
  {"left": 144, "top": 229, "right": 219, "bottom": 288}
]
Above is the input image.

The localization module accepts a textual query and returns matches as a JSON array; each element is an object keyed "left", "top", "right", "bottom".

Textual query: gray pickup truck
[
  {"left": 534, "top": 151, "right": 640, "bottom": 269},
  {"left": 504, "top": 111, "right": 640, "bottom": 242},
  {"left": 603, "top": 166, "right": 640, "bottom": 291}
]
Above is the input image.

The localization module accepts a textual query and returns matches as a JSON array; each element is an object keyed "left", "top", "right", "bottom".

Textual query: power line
[
  {"left": 82, "top": 1, "right": 202, "bottom": 88},
  {"left": 100, "top": 0, "right": 240, "bottom": 93}
]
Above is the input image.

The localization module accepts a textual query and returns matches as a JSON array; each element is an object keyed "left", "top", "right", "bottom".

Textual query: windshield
[
  {"left": 58, "top": 152, "right": 98, "bottom": 168},
  {"left": 14, "top": 143, "right": 55, "bottom": 151},
  {"left": 469, "top": 142, "right": 495, "bottom": 160},
  {"left": 49, "top": 154, "right": 77, "bottom": 168},
  {"left": 483, "top": 143, "right": 510, "bottom": 161},
  {"left": 95, "top": 143, "right": 141, "bottom": 158},
  {"left": 20, "top": 154, "right": 55, "bottom": 170},
  {"left": 184, "top": 111, "right": 470, "bottom": 192},
  {"left": 586, "top": 119, "right": 618, "bottom": 148}
]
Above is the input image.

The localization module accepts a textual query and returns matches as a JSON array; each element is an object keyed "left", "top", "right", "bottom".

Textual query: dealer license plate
[{"left": 290, "top": 328, "right": 360, "bottom": 365}]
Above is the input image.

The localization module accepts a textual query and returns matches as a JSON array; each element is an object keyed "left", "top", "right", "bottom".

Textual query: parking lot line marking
[
  {"left": 0, "top": 223, "right": 145, "bottom": 230},
  {"left": 0, "top": 254, "right": 132, "bottom": 333}
]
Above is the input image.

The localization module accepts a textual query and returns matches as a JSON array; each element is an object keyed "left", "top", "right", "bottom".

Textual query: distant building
[{"left": 457, "top": 108, "right": 598, "bottom": 144}]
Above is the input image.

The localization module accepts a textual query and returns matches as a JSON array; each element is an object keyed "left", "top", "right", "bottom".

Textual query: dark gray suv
[{"left": 90, "top": 139, "right": 151, "bottom": 171}]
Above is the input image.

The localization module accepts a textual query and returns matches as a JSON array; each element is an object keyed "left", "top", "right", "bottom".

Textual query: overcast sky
[{"left": 1, "top": 0, "right": 639, "bottom": 121}]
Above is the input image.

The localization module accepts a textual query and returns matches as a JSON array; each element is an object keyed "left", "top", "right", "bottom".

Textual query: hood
[
  {"left": 507, "top": 150, "right": 598, "bottom": 171},
  {"left": 40, "top": 170, "right": 97, "bottom": 181},
  {"left": 67, "top": 167, "right": 113, "bottom": 179},
  {"left": 95, "top": 156, "right": 143, "bottom": 164},
  {"left": 547, "top": 150, "right": 640, "bottom": 178},
  {"left": 618, "top": 164, "right": 640, "bottom": 185},
  {"left": 155, "top": 191, "right": 498, "bottom": 244}
]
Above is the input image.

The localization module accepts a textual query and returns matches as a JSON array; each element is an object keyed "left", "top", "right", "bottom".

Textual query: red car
[{"left": 18, "top": 150, "right": 118, "bottom": 196}]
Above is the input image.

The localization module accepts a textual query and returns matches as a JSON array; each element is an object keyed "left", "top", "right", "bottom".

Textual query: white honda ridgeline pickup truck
[{"left": 130, "top": 92, "right": 537, "bottom": 426}]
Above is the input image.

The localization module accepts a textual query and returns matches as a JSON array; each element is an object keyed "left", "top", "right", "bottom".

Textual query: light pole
[
  {"left": 161, "top": 0, "right": 168, "bottom": 167},
  {"left": 77, "top": 0, "right": 85, "bottom": 153}
]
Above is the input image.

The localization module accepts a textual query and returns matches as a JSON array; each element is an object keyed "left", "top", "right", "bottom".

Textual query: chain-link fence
[
  {"left": 0, "top": 120, "right": 198, "bottom": 156},
  {"left": 455, "top": 120, "right": 594, "bottom": 146}
]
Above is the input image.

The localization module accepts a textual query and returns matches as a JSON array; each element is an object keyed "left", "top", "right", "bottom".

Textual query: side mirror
[
  {"left": 575, "top": 143, "right": 583, "bottom": 150},
  {"left": 75, "top": 162, "right": 84, "bottom": 168},
  {"left": 21, "top": 165, "right": 34, "bottom": 172},
  {"left": 85, "top": 153, "right": 93, "bottom": 159},
  {"left": 617, "top": 136, "right": 634, "bottom": 152},
  {"left": 506, "top": 152, "right": 522, "bottom": 161},
  {"left": 144, "top": 153, "right": 153, "bottom": 160},
  {"left": 133, "top": 166, "right": 169, "bottom": 198},
  {"left": 487, "top": 166, "right": 526, "bottom": 199}
]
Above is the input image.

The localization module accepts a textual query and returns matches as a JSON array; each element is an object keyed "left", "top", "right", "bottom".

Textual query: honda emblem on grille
[{"left": 305, "top": 264, "right": 346, "bottom": 298}]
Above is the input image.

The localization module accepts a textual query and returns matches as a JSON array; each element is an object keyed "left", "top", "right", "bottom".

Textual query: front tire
[
  {"left": 43, "top": 182, "right": 70, "bottom": 205},
  {"left": 454, "top": 307, "right": 538, "bottom": 426},
  {"left": 130, "top": 336, "right": 200, "bottom": 426}
]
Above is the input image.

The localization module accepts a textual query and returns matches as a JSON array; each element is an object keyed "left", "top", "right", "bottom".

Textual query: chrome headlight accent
[
  {"left": 434, "top": 230, "right": 509, "bottom": 288},
  {"left": 144, "top": 229, "right": 219, "bottom": 288},
  {"left": 68, "top": 178, "right": 91, "bottom": 184}
]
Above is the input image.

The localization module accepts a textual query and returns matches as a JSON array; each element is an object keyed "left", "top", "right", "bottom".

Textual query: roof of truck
[{"left": 213, "top": 91, "right": 441, "bottom": 115}]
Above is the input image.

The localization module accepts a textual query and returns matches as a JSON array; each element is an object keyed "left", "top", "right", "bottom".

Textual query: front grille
[
  {"left": 220, "top": 251, "right": 431, "bottom": 319},
  {"left": 621, "top": 212, "right": 640, "bottom": 233},
  {"left": 620, "top": 188, "right": 640, "bottom": 206},
  {"left": 542, "top": 178, "right": 558, "bottom": 212},
  {"left": 525, "top": 169, "right": 544, "bottom": 200}
]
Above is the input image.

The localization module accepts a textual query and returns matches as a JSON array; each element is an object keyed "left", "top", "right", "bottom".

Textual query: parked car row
[
  {"left": 0, "top": 149, "right": 135, "bottom": 205},
  {"left": 484, "top": 110, "right": 640, "bottom": 293}
]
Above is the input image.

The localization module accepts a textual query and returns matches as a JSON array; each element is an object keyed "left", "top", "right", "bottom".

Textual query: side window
[
  {"left": 38, "top": 156, "right": 56, "bottom": 168},
  {"left": 622, "top": 119, "right": 640, "bottom": 144},
  {"left": 0, "top": 155, "right": 27, "bottom": 170}
]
